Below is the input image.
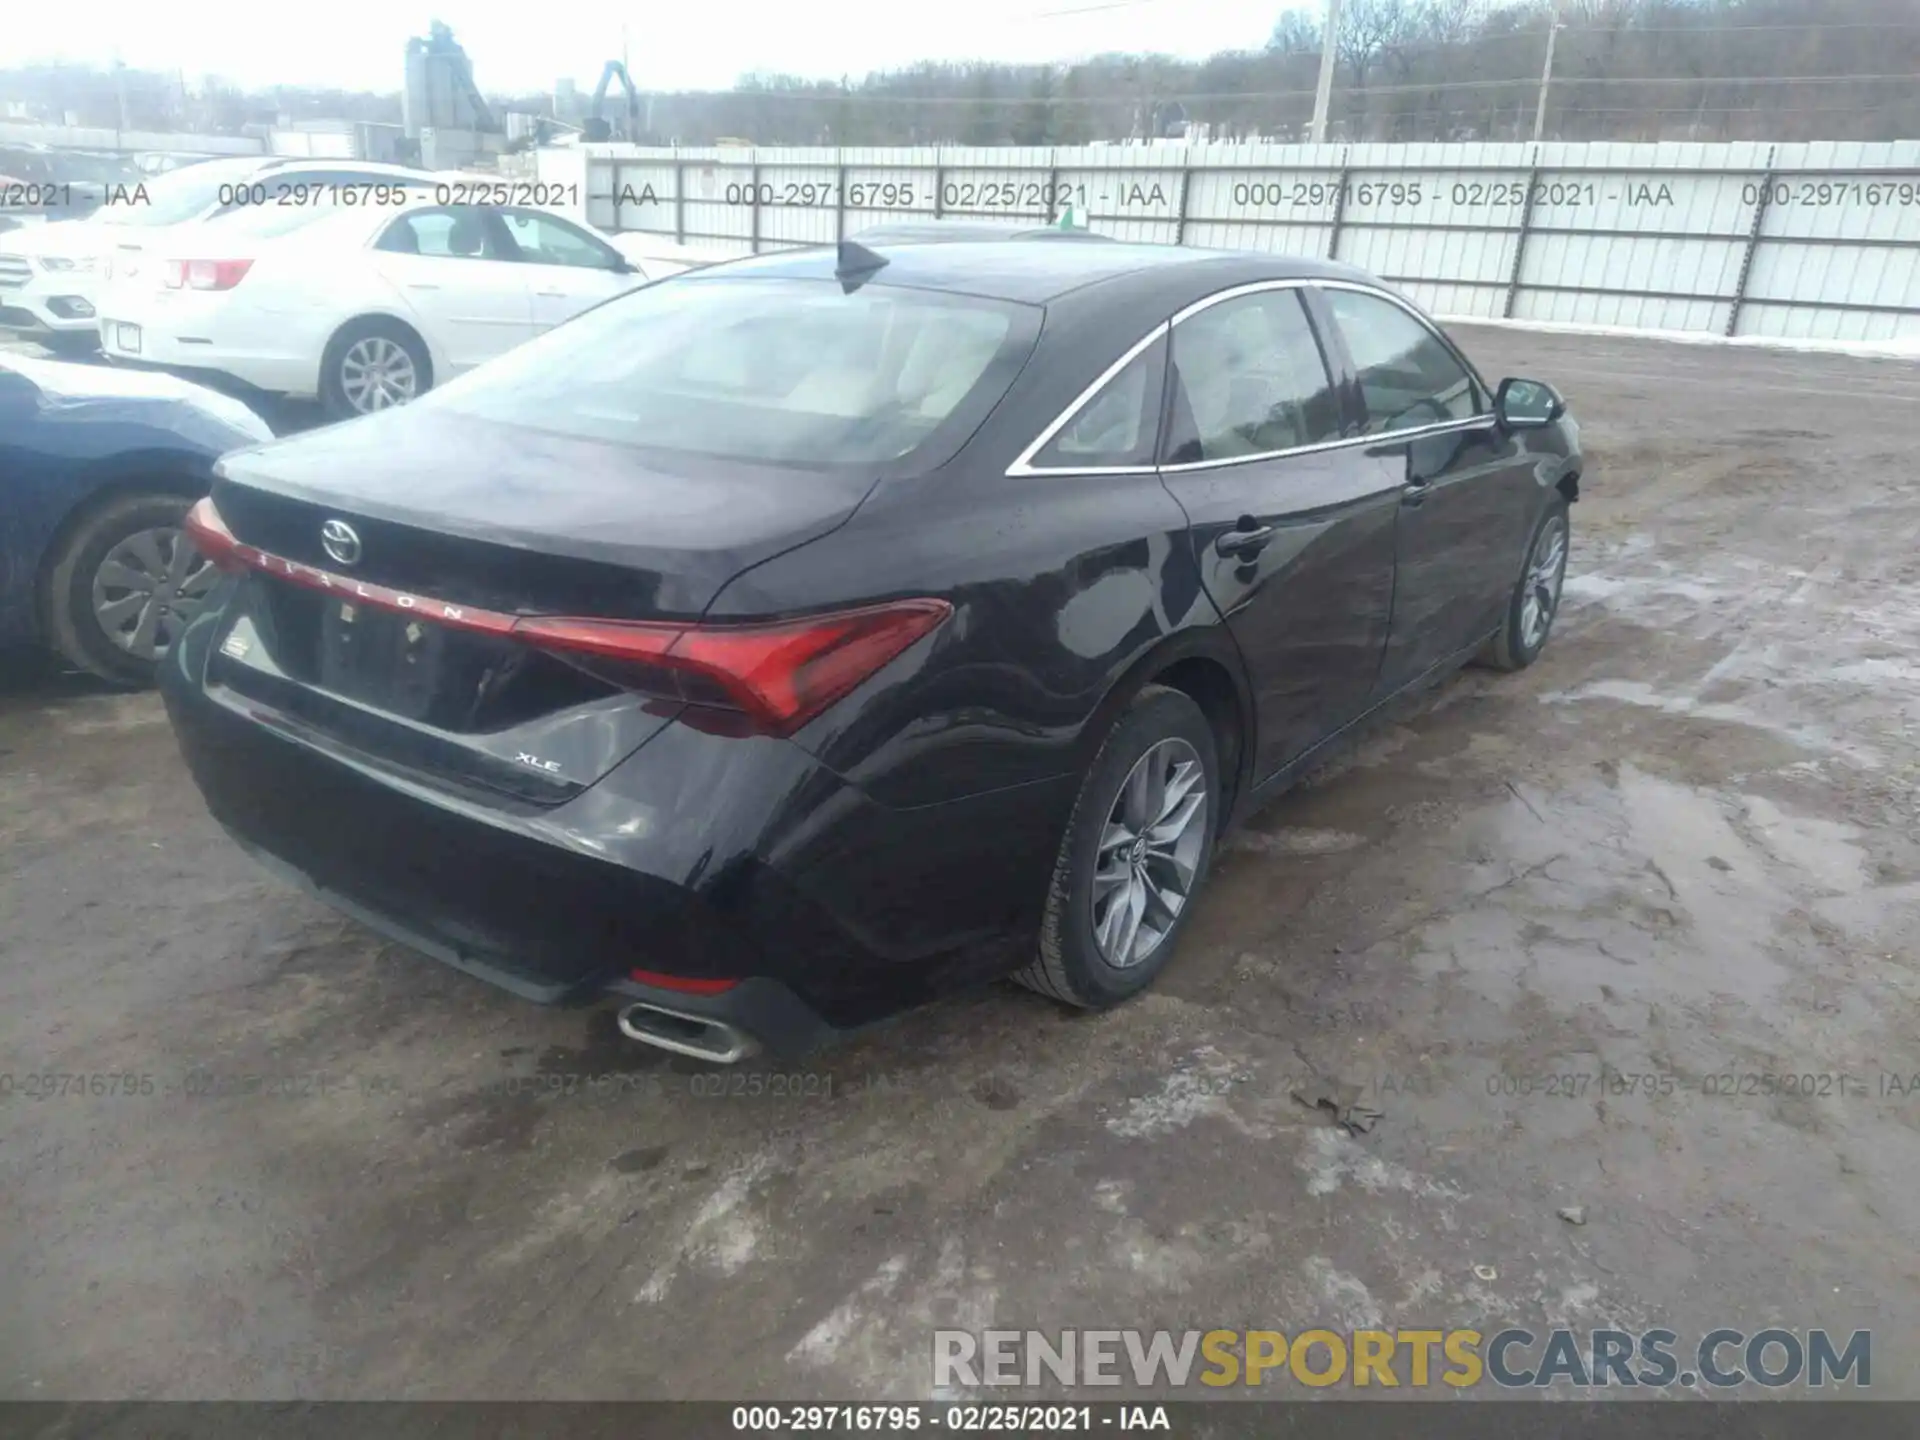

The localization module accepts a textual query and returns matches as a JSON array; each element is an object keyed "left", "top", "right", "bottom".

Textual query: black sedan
[
  {"left": 162, "top": 238, "right": 1580, "bottom": 1062},
  {"left": 1, "top": 352, "right": 272, "bottom": 684}
]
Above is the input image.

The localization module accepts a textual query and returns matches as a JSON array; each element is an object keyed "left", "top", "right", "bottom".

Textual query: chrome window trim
[
  {"left": 1005, "top": 321, "right": 1170, "bottom": 478},
  {"left": 1007, "top": 275, "right": 1498, "bottom": 480},
  {"left": 1158, "top": 414, "right": 1496, "bottom": 475}
]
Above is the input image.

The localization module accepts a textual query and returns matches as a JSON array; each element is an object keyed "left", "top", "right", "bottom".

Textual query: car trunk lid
[{"left": 202, "top": 410, "right": 879, "bottom": 803}]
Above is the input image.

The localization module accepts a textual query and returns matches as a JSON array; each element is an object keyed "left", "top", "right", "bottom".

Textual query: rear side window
[
  {"left": 1029, "top": 337, "right": 1165, "bottom": 470},
  {"left": 422, "top": 277, "right": 1039, "bottom": 469},
  {"left": 1167, "top": 288, "right": 1341, "bottom": 463},
  {"left": 1324, "top": 287, "right": 1482, "bottom": 434},
  {"left": 377, "top": 208, "right": 508, "bottom": 260}
]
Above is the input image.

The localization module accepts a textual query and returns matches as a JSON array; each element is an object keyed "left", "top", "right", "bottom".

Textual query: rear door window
[{"left": 377, "top": 208, "right": 511, "bottom": 260}]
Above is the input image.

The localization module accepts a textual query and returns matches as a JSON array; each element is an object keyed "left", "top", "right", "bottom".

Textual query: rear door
[
  {"left": 368, "top": 206, "right": 535, "bottom": 371},
  {"left": 1158, "top": 282, "right": 1402, "bottom": 783},
  {"left": 1315, "top": 284, "right": 1538, "bottom": 693},
  {"left": 495, "top": 208, "right": 639, "bottom": 330}
]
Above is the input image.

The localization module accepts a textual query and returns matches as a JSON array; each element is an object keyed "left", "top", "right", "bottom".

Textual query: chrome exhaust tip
[{"left": 617, "top": 1001, "right": 760, "bottom": 1065}]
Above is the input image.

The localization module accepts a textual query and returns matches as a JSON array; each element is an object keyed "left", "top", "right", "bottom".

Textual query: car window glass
[
  {"left": 421, "top": 277, "right": 1035, "bottom": 469},
  {"left": 377, "top": 208, "right": 505, "bottom": 260},
  {"left": 1325, "top": 288, "right": 1481, "bottom": 434},
  {"left": 1031, "top": 341, "right": 1162, "bottom": 469},
  {"left": 500, "top": 210, "right": 617, "bottom": 270},
  {"left": 1167, "top": 289, "right": 1340, "bottom": 463}
]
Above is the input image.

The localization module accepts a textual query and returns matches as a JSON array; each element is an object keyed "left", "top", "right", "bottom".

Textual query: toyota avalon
[{"left": 163, "top": 237, "right": 1581, "bottom": 1063}]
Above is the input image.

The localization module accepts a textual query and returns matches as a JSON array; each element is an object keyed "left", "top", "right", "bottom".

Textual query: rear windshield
[{"left": 422, "top": 276, "right": 1038, "bottom": 468}]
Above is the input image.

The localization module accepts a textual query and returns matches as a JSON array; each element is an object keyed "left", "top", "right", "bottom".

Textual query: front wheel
[
  {"left": 1016, "top": 685, "right": 1220, "bottom": 1008},
  {"left": 1477, "top": 498, "right": 1570, "bottom": 672},
  {"left": 44, "top": 492, "right": 218, "bottom": 686}
]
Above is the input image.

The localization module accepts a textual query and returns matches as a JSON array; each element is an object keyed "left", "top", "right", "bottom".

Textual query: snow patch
[{"left": 1298, "top": 1127, "right": 1464, "bottom": 1201}]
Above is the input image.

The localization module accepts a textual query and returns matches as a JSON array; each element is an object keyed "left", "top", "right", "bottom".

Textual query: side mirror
[{"left": 1496, "top": 377, "right": 1566, "bottom": 430}]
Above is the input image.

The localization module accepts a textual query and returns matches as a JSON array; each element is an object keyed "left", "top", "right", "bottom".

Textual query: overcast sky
[{"left": 13, "top": 0, "right": 1294, "bottom": 94}]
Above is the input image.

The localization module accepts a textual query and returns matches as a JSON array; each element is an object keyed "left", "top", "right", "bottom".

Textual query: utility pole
[
  {"left": 1533, "top": 0, "right": 1564, "bottom": 143},
  {"left": 1310, "top": 0, "right": 1342, "bottom": 144}
]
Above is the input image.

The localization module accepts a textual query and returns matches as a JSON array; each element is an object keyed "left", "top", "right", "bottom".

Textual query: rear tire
[
  {"left": 1477, "top": 497, "right": 1570, "bottom": 673},
  {"left": 44, "top": 492, "right": 213, "bottom": 687},
  {"left": 321, "top": 318, "right": 432, "bottom": 421},
  {"left": 1015, "top": 685, "right": 1220, "bottom": 1009}
]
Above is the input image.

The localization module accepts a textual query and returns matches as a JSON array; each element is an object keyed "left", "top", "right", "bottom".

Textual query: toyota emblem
[{"left": 320, "top": 519, "right": 363, "bottom": 567}]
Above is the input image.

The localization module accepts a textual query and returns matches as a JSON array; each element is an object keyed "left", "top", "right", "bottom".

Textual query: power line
[{"left": 708, "top": 72, "right": 1920, "bottom": 105}]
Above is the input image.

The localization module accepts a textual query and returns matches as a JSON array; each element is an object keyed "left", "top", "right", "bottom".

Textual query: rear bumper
[
  {"left": 98, "top": 291, "right": 324, "bottom": 396},
  {"left": 161, "top": 609, "right": 1073, "bottom": 1053}
]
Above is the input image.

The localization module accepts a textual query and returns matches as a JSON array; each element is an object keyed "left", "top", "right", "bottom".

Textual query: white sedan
[
  {"left": 0, "top": 156, "right": 436, "bottom": 351},
  {"left": 95, "top": 196, "right": 700, "bottom": 418}
]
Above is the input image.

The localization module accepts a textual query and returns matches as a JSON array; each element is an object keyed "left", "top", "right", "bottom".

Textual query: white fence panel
[{"left": 561, "top": 140, "right": 1920, "bottom": 343}]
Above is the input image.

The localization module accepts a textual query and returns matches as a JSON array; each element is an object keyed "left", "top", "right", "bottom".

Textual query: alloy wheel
[
  {"left": 1520, "top": 514, "right": 1568, "bottom": 651},
  {"left": 90, "top": 525, "right": 217, "bottom": 661},
  {"left": 1091, "top": 737, "right": 1210, "bottom": 968},
  {"left": 340, "top": 336, "right": 419, "bottom": 413}
]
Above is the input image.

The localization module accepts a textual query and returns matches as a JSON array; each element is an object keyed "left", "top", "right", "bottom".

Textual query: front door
[
  {"left": 1159, "top": 284, "right": 1401, "bottom": 784},
  {"left": 496, "top": 208, "right": 641, "bottom": 332},
  {"left": 1316, "top": 285, "right": 1541, "bottom": 693},
  {"left": 368, "top": 207, "right": 535, "bottom": 372}
]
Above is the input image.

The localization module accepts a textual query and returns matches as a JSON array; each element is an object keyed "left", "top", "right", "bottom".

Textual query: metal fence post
[
  {"left": 610, "top": 162, "right": 625, "bottom": 234},
  {"left": 835, "top": 153, "right": 847, "bottom": 241},
  {"left": 1503, "top": 161, "right": 1542, "bottom": 319},
  {"left": 1727, "top": 145, "right": 1779, "bottom": 338},
  {"left": 673, "top": 156, "right": 686, "bottom": 245},
  {"left": 1325, "top": 162, "right": 1352, "bottom": 261},
  {"left": 1046, "top": 150, "right": 1061, "bottom": 223},
  {"left": 1173, "top": 159, "right": 1193, "bottom": 246},
  {"left": 749, "top": 159, "right": 762, "bottom": 255},
  {"left": 933, "top": 149, "right": 944, "bottom": 219}
]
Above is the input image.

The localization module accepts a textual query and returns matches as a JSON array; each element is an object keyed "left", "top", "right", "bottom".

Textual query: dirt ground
[{"left": 3, "top": 327, "right": 1918, "bottom": 1402}]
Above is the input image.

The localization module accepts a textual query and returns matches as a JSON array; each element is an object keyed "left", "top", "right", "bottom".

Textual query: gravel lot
[{"left": 3, "top": 327, "right": 1918, "bottom": 1401}]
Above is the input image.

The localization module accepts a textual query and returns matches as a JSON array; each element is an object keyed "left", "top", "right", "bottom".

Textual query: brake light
[
  {"left": 516, "top": 599, "right": 952, "bottom": 735},
  {"left": 166, "top": 259, "right": 252, "bottom": 291},
  {"left": 182, "top": 496, "right": 246, "bottom": 572},
  {"left": 175, "top": 497, "right": 950, "bottom": 733}
]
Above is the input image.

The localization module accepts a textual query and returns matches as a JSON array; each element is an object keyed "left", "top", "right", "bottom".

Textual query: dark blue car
[{"left": 1, "top": 352, "right": 272, "bottom": 683}]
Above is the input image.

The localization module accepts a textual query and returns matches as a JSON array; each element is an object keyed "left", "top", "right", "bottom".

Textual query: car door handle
[
  {"left": 1401, "top": 482, "right": 1428, "bottom": 508},
  {"left": 535, "top": 289, "right": 566, "bottom": 298},
  {"left": 1215, "top": 525, "right": 1275, "bottom": 558},
  {"left": 406, "top": 282, "right": 441, "bottom": 291}
]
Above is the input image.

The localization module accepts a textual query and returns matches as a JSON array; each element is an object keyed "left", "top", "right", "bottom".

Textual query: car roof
[
  {"left": 253, "top": 157, "right": 436, "bottom": 179},
  {"left": 690, "top": 240, "right": 1384, "bottom": 307},
  {"left": 850, "top": 220, "right": 1114, "bottom": 246}
]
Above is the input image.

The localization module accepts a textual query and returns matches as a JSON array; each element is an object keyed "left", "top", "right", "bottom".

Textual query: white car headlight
[{"left": 37, "top": 256, "right": 97, "bottom": 273}]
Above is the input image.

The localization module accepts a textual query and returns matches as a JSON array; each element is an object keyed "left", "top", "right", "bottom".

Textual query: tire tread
[{"left": 1015, "top": 683, "right": 1191, "bottom": 1008}]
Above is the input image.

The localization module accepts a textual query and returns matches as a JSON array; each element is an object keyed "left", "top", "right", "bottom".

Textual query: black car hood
[{"left": 215, "top": 408, "right": 883, "bottom": 616}]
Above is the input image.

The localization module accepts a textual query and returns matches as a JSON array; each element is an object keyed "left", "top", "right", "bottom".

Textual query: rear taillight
[
  {"left": 182, "top": 496, "right": 246, "bottom": 572},
  {"left": 178, "top": 497, "right": 949, "bottom": 734},
  {"left": 517, "top": 600, "right": 952, "bottom": 735},
  {"left": 166, "top": 258, "right": 252, "bottom": 291}
]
